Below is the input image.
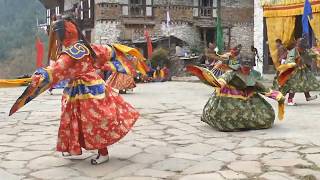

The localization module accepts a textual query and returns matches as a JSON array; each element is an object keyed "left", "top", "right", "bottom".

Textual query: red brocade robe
[
  {"left": 35, "top": 43, "right": 139, "bottom": 155},
  {"left": 106, "top": 73, "right": 136, "bottom": 91}
]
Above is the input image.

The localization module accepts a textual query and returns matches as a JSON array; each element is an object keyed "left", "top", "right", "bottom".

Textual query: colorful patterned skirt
[
  {"left": 56, "top": 78, "right": 139, "bottom": 155},
  {"left": 106, "top": 73, "right": 136, "bottom": 90},
  {"left": 279, "top": 67, "right": 320, "bottom": 95},
  {"left": 201, "top": 89, "right": 275, "bottom": 132}
]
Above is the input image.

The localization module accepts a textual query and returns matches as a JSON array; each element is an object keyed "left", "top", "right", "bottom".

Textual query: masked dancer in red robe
[{"left": 10, "top": 15, "right": 141, "bottom": 165}]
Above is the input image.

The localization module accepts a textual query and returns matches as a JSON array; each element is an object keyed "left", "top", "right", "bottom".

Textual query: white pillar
[{"left": 253, "top": 0, "right": 264, "bottom": 74}]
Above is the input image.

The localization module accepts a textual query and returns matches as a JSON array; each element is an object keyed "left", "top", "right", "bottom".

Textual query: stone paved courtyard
[{"left": 1, "top": 81, "right": 320, "bottom": 180}]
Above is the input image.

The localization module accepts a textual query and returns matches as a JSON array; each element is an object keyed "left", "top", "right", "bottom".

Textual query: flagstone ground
[{"left": 1, "top": 81, "right": 320, "bottom": 180}]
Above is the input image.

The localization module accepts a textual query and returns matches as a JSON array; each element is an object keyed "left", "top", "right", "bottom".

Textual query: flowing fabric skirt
[
  {"left": 201, "top": 91, "right": 275, "bottom": 132},
  {"left": 57, "top": 83, "right": 139, "bottom": 155},
  {"left": 106, "top": 73, "right": 136, "bottom": 90},
  {"left": 279, "top": 67, "right": 320, "bottom": 95}
]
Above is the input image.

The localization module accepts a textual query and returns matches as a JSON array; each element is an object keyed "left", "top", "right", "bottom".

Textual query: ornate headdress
[{"left": 47, "top": 14, "right": 96, "bottom": 61}]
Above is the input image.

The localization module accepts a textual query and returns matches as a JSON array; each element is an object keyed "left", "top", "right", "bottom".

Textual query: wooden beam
[{"left": 38, "top": 0, "right": 59, "bottom": 9}]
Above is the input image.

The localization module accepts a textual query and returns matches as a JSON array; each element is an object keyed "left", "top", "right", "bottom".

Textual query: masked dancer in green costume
[
  {"left": 276, "top": 38, "right": 320, "bottom": 106},
  {"left": 187, "top": 55, "right": 285, "bottom": 132}
]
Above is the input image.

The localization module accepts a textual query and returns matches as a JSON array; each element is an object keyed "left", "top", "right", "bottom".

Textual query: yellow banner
[
  {"left": 263, "top": 0, "right": 320, "bottom": 17},
  {"left": 266, "top": 16, "right": 296, "bottom": 68},
  {"left": 262, "top": 0, "right": 310, "bottom": 6}
]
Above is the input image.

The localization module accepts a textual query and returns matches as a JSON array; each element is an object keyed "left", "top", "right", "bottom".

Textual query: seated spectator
[{"left": 161, "top": 65, "right": 171, "bottom": 81}]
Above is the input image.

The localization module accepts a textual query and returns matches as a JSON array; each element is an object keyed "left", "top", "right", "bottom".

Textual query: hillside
[{"left": 0, "top": 0, "right": 46, "bottom": 78}]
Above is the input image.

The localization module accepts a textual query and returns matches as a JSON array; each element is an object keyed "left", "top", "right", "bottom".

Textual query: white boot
[
  {"left": 306, "top": 95, "right": 318, "bottom": 101},
  {"left": 287, "top": 101, "right": 297, "bottom": 106},
  {"left": 91, "top": 154, "right": 109, "bottom": 165},
  {"left": 287, "top": 98, "right": 297, "bottom": 106},
  {"left": 62, "top": 152, "right": 72, "bottom": 157},
  {"left": 61, "top": 152, "right": 79, "bottom": 159}
]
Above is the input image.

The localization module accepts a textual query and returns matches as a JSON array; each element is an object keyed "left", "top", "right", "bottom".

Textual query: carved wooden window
[
  {"left": 129, "top": 0, "right": 145, "bottom": 17},
  {"left": 193, "top": 0, "right": 217, "bottom": 17},
  {"left": 199, "top": 0, "right": 212, "bottom": 17},
  {"left": 45, "top": 1, "right": 64, "bottom": 26},
  {"left": 55, "top": 6, "right": 60, "bottom": 15},
  {"left": 146, "top": 0, "right": 152, "bottom": 16},
  {"left": 46, "top": 6, "right": 62, "bottom": 26},
  {"left": 122, "top": 0, "right": 129, "bottom": 16},
  {"left": 46, "top": 9, "right": 51, "bottom": 25},
  {"left": 123, "top": 0, "right": 152, "bottom": 17},
  {"left": 80, "top": 0, "right": 94, "bottom": 20}
]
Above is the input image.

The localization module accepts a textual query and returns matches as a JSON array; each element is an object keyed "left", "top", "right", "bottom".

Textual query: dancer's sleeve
[
  {"left": 92, "top": 44, "right": 137, "bottom": 76},
  {"left": 9, "top": 55, "right": 74, "bottom": 116},
  {"left": 36, "top": 54, "right": 74, "bottom": 86},
  {"left": 255, "top": 82, "right": 285, "bottom": 120},
  {"left": 186, "top": 65, "right": 221, "bottom": 87},
  {"left": 217, "top": 71, "right": 235, "bottom": 87}
]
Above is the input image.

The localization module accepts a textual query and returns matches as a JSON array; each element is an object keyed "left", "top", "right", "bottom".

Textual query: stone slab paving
[{"left": 0, "top": 81, "right": 320, "bottom": 180}]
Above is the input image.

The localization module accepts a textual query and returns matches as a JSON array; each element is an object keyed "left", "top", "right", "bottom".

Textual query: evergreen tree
[{"left": 0, "top": 0, "right": 46, "bottom": 78}]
